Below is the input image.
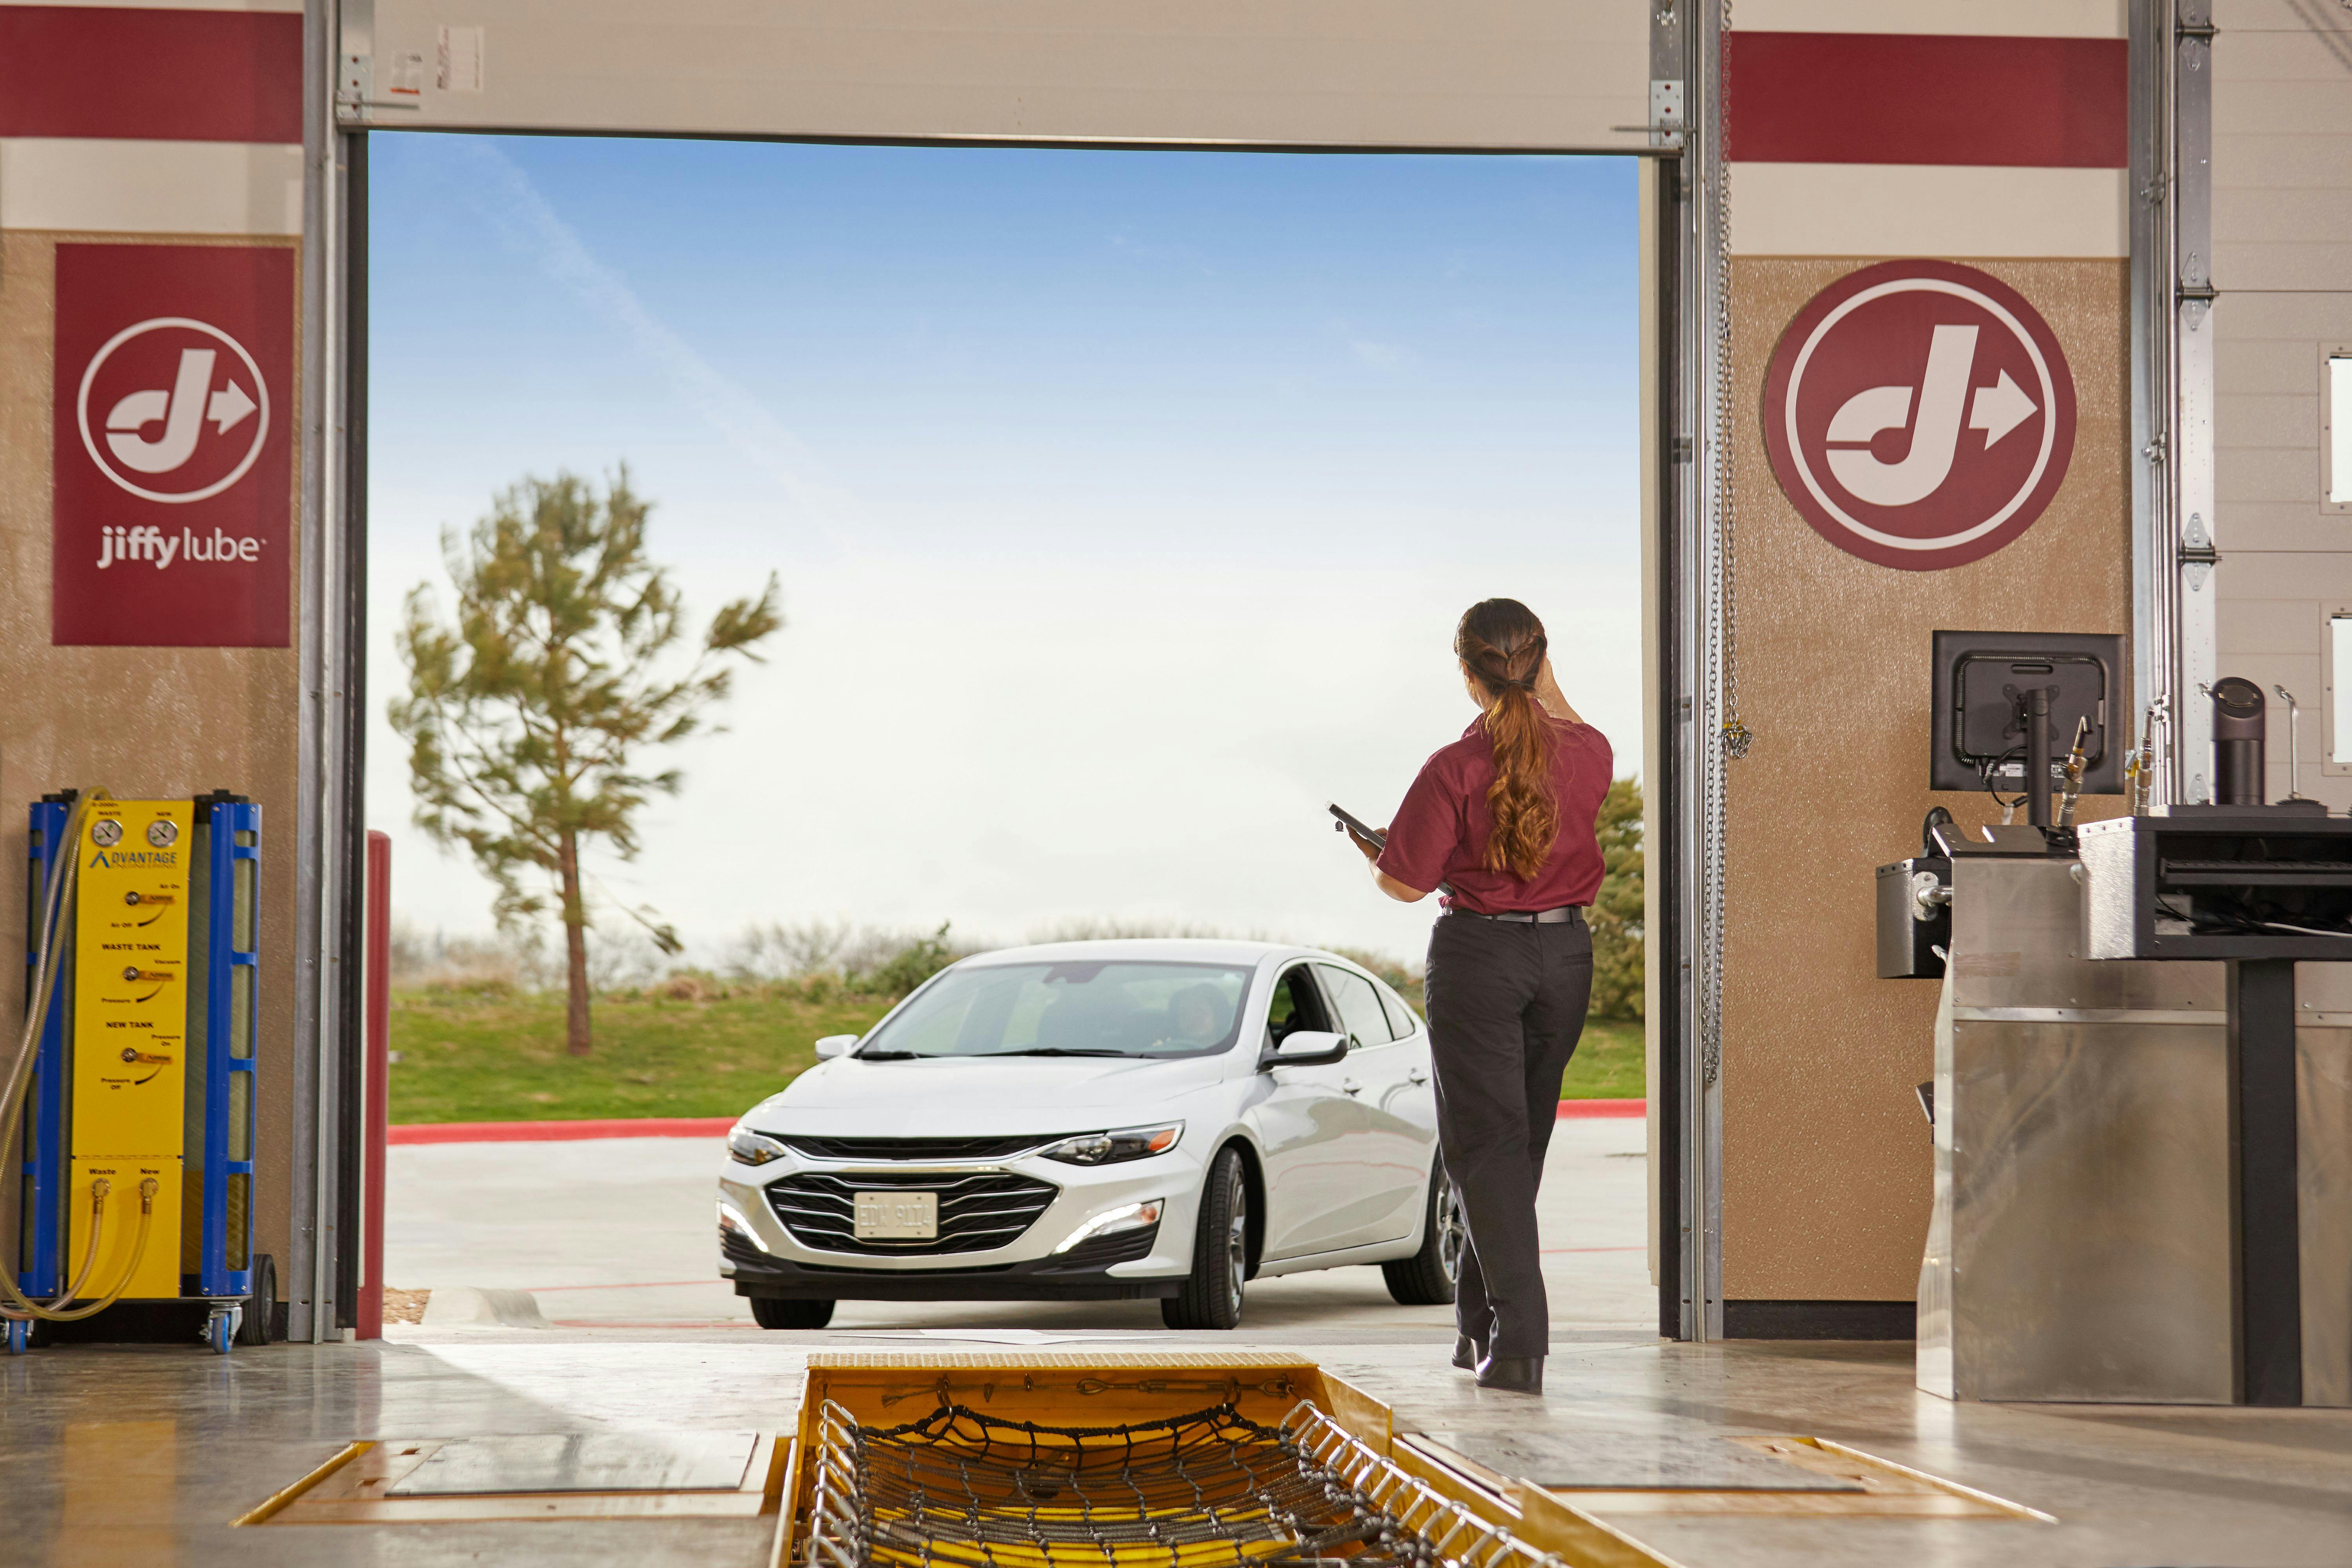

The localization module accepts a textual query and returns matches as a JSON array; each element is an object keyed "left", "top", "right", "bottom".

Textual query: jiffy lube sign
[
  {"left": 1762, "top": 261, "right": 2078, "bottom": 573},
  {"left": 53, "top": 244, "right": 294, "bottom": 646}
]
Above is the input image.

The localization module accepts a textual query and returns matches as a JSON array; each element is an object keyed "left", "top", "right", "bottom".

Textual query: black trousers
[{"left": 1423, "top": 909, "right": 1593, "bottom": 1357}]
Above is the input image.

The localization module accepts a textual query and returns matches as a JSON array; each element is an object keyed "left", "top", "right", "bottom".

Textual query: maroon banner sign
[{"left": 53, "top": 243, "right": 294, "bottom": 647}]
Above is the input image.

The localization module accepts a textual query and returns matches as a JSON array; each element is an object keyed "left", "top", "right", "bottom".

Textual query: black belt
[{"left": 1448, "top": 906, "right": 1584, "bottom": 924}]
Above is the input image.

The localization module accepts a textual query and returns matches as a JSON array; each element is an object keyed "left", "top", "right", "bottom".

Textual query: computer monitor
[{"left": 1929, "top": 630, "right": 2126, "bottom": 799}]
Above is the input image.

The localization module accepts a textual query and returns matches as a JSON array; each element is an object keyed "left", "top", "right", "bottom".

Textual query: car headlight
[
  {"left": 1039, "top": 1122, "right": 1183, "bottom": 1166},
  {"left": 728, "top": 1127, "right": 788, "bottom": 1166}
]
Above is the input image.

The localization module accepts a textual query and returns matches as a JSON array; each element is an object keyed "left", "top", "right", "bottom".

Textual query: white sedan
[{"left": 717, "top": 938, "right": 1463, "bottom": 1329}]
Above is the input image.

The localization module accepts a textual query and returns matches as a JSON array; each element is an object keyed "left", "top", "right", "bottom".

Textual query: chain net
[{"left": 805, "top": 1399, "right": 1562, "bottom": 1568}]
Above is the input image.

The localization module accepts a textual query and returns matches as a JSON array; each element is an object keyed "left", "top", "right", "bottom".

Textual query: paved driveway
[{"left": 385, "top": 1114, "right": 1653, "bottom": 1341}]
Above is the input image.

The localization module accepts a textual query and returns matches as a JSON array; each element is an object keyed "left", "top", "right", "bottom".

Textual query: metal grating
[
  {"left": 806, "top": 1398, "right": 1566, "bottom": 1568},
  {"left": 767, "top": 1171, "right": 1058, "bottom": 1256}
]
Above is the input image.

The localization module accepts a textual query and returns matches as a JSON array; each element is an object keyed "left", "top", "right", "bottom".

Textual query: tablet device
[{"left": 1328, "top": 803, "right": 1386, "bottom": 849}]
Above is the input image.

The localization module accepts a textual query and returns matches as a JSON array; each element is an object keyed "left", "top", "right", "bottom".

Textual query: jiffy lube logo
[
  {"left": 52, "top": 245, "right": 294, "bottom": 647},
  {"left": 1764, "top": 261, "right": 2077, "bottom": 572},
  {"left": 78, "top": 318, "right": 269, "bottom": 506}
]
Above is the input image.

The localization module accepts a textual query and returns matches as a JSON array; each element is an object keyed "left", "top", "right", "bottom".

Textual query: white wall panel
[
  {"left": 0, "top": 139, "right": 304, "bottom": 234},
  {"left": 2210, "top": 0, "right": 2352, "bottom": 808},
  {"left": 1726, "top": 163, "right": 2127, "bottom": 258},
  {"left": 341, "top": 0, "right": 1651, "bottom": 150}
]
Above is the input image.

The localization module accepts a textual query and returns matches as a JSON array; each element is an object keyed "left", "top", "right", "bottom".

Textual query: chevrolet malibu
[{"left": 717, "top": 939, "right": 1464, "bottom": 1329}]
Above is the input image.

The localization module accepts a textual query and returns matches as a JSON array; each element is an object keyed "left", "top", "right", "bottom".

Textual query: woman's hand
[
  {"left": 1535, "top": 657, "right": 1583, "bottom": 724},
  {"left": 1345, "top": 824, "right": 1383, "bottom": 862}
]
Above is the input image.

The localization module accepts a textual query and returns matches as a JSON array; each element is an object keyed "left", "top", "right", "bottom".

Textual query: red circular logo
[
  {"left": 1763, "top": 261, "right": 2075, "bottom": 572},
  {"left": 75, "top": 316, "right": 270, "bottom": 505}
]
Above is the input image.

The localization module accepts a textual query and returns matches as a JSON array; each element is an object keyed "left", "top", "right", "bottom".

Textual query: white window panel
[
  {"left": 2328, "top": 614, "right": 2352, "bottom": 771},
  {"left": 2328, "top": 349, "right": 2352, "bottom": 512}
]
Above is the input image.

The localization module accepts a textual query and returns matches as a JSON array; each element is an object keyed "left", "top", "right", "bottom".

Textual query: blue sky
[{"left": 366, "top": 134, "right": 1641, "bottom": 964}]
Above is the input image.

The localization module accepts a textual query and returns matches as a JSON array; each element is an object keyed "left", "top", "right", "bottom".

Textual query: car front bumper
[{"left": 715, "top": 1143, "right": 1201, "bottom": 1301}]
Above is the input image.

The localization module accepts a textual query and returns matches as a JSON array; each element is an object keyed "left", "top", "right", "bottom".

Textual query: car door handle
[
  {"left": 1407, "top": 1067, "right": 1428, "bottom": 1085},
  {"left": 1341, "top": 1078, "right": 1363, "bottom": 1096}
]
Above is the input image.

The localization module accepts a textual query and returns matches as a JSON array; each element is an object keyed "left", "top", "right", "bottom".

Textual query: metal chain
[{"left": 1716, "top": 0, "right": 1748, "bottom": 766}]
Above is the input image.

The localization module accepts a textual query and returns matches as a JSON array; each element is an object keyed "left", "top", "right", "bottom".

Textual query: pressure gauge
[
  {"left": 91, "top": 820, "right": 123, "bottom": 848},
  {"left": 147, "top": 820, "right": 178, "bottom": 848}
]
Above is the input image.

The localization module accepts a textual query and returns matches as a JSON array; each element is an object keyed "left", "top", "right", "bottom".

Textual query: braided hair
[{"left": 1454, "top": 599, "right": 1559, "bottom": 880}]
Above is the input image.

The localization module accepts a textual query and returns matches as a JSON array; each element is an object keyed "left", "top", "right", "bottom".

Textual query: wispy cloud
[{"left": 446, "top": 139, "right": 849, "bottom": 539}]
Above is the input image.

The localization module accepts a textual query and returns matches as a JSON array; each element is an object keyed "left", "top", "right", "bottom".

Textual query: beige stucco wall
[
  {"left": 0, "top": 230, "right": 302, "bottom": 1296},
  {"left": 1720, "top": 255, "right": 2132, "bottom": 1301}
]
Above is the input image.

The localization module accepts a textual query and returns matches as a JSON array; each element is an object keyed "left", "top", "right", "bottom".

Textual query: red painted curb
[
  {"left": 389, "top": 1116, "right": 736, "bottom": 1145},
  {"left": 1557, "top": 1098, "right": 1645, "bottom": 1119}
]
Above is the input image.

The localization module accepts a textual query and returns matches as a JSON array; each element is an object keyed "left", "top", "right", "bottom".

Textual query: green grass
[
  {"left": 389, "top": 987, "right": 895, "bottom": 1124},
  {"left": 390, "top": 988, "right": 1649, "bottom": 1124},
  {"left": 1560, "top": 1017, "right": 1646, "bottom": 1099}
]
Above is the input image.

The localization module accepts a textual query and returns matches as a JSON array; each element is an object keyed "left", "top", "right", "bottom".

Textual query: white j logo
[
  {"left": 76, "top": 317, "right": 270, "bottom": 505},
  {"left": 103, "top": 348, "right": 257, "bottom": 475},
  {"left": 1822, "top": 325, "right": 2042, "bottom": 509}
]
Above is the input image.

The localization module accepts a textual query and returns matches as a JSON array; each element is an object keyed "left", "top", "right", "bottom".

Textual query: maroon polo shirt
[{"left": 1376, "top": 714, "right": 1613, "bottom": 913}]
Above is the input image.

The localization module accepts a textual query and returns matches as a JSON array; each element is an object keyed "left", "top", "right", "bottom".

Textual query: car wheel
[
  {"left": 1162, "top": 1147, "right": 1247, "bottom": 1330},
  {"left": 750, "top": 1297, "right": 835, "bottom": 1330},
  {"left": 1381, "top": 1163, "right": 1463, "bottom": 1306}
]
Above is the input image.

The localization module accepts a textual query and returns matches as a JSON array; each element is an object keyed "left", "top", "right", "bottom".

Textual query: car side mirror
[
  {"left": 1263, "top": 1029, "right": 1348, "bottom": 1069},
  {"left": 813, "top": 1034, "right": 858, "bottom": 1060}
]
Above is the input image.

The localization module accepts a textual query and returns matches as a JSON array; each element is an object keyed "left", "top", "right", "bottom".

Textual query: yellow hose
[
  {"left": 0, "top": 790, "right": 158, "bottom": 1326},
  {"left": 20, "top": 1180, "right": 158, "bottom": 1323}
]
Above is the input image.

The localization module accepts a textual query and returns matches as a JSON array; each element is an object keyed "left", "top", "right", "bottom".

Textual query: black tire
[
  {"left": 1382, "top": 1164, "right": 1463, "bottom": 1306},
  {"left": 1163, "top": 1148, "right": 1247, "bottom": 1330},
  {"left": 750, "top": 1297, "right": 835, "bottom": 1330},
  {"left": 238, "top": 1254, "right": 277, "bottom": 1346}
]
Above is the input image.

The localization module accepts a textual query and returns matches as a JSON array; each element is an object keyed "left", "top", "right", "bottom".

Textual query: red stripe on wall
[
  {"left": 0, "top": 6, "right": 303, "bottom": 143},
  {"left": 1724, "top": 32, "right": 2127, "bottom": 169}
]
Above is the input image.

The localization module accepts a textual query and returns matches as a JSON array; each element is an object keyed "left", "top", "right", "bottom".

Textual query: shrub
[{"left": 1587, "top": 777, "right": 1644, "bottom": 1020}]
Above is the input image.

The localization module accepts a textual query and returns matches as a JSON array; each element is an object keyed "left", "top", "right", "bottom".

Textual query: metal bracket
[{"left": 2181, "top": 511, "right": 2219, "bottom": 592}]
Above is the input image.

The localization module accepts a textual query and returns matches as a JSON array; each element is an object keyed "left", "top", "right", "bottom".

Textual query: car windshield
[{"left": 857, "top": 960, "right": 1254, "bottom": 1060}]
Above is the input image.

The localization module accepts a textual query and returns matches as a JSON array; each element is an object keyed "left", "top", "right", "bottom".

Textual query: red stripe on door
[
  {"left": 1724, "top": 32, "right": 2127, "bottom": 169},
  {"left": 0, "top": 6, "right": 303, "bottom": 143}
]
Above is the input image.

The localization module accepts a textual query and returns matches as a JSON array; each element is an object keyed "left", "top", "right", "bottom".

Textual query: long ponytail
[{"left": 1454, "top": 599, "right": 1559, "bottom": 880}]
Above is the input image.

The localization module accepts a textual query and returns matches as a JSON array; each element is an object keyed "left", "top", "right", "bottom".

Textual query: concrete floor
[{"left": 4, "top": 1120, "right": 2350, "bottom": 1565}]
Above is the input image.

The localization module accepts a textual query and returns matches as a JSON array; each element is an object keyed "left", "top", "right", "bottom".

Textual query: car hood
[{"left": 744, "top": 1053, "right": 1236, "bottom": 1136}]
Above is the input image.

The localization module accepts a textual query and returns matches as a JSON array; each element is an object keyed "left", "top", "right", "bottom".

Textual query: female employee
[{"left": 1345, "top": 598, "right": 1610, "bottom": 1396}]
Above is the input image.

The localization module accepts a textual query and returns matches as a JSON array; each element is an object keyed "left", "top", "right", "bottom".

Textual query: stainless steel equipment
[
  {"left": 1911, "top": 828, "right": 2352, "bottom": 1406},
  {"left": 1919, "top": 841, "right": 2234, "bottom": 1403}
]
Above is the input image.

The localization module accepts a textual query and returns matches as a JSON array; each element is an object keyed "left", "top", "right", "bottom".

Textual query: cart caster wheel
[
  {"left": 207, "top": 1308, "right": 236, "bottom": 1356},
  {"left": 5, "top": 1318, "right": 27, "bottom": 1355}
]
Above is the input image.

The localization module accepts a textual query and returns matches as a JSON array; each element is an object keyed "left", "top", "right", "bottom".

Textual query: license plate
[{"left": 853, "top": 1190, "right": 937, "bottom": 1239}]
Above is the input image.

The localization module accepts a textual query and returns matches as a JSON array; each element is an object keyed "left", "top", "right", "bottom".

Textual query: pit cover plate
[
  {"left": 386, "top": 1430, "right": 760, "bottom": 1495},
  {"left": 1420, "top": 1429, "right": 1863, "bottom": 1492}
]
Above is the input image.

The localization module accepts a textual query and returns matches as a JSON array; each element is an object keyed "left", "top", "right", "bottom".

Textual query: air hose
[{"left": 0, "top": 788, "right": 158, "bottom": 1325}]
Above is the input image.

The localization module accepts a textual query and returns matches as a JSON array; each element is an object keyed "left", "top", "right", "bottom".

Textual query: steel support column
[{"left": 1673, "top": 0, "right": 1726, "bottom": 1344}]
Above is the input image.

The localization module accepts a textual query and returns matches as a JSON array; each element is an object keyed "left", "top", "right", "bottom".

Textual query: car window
[
  {"left": 1318, "top": 964, "right": 1396, "bottom": 1047},
  {"left": 860, "top": 960, "right": 1254, "bottom": 1058},
  {"left": 1265, "top": 964, "right": 1334, "bottom": 1047},
  {"left": 1375, "top": 978, "right": 1421, "bottom": 1039}
]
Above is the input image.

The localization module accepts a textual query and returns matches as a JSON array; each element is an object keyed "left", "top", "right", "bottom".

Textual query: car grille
[
  {"left": 765, "top": 1171, "right": 1059, "bottom": 1256},
  {"left": 777, "top": 1134, "right": 1048, "bottom": 1161},
  {"left": 720, "top": 1227, "right": 770, "bottom": 1269},
  {"left": 1038, "top": 1222, "right": 1161, "bottom": 1274}
]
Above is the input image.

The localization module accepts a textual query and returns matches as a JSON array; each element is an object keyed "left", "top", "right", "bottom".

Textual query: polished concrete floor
[{"left": 5, "top": 1120, "right": 2350, "bottom": 1565}]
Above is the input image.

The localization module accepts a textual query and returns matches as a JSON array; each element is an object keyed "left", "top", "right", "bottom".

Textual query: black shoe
[
  {"left": 1451, "top": 1335, "right": 1485, "bottom": 1372},
  {"left": 1474, "top": 1354, "right": 1544, "bottom": 1394}
]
